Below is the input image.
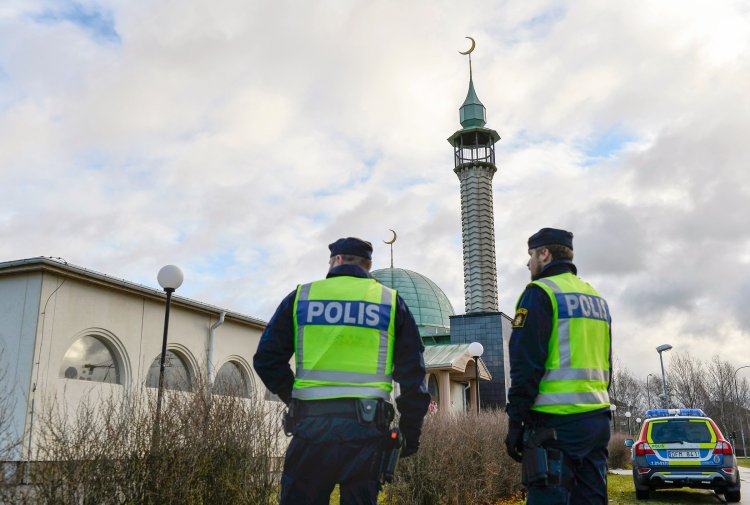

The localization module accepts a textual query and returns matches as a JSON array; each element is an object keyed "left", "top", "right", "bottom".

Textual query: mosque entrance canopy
[{"left": 423, "top": 343, "right": 491, "bottom": 382}]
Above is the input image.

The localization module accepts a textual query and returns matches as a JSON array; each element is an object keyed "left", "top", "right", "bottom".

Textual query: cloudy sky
[{"left": 1, "top": 0, "right": 748, "bottom": 377}]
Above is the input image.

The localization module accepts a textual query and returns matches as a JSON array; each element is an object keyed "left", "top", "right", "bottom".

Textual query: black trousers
[
  {"left": 279, "top": 415, "right": 383, "bottom": 505},
  {"left": 526, "top": 411, "right": 611, "bottom": 505}
]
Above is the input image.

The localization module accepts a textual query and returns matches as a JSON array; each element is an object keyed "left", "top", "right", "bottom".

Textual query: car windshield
[{"left": 649, "top": 419, "right": 713, "bottom": 444}]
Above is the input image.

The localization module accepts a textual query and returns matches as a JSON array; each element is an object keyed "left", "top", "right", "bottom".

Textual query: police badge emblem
[{"left": 512, "top": 308, "right": 528, "bottom": 328}]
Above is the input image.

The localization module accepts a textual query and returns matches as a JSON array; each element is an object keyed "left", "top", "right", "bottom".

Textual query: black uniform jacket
[
  {"left": 506, "top": 260, "right": 612, "bottom": 428},
  {"left": 253, "top": 264, "right": 430, "bottom": 440}
]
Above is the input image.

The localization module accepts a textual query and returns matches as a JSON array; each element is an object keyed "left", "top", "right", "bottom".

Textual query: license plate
[{"left": 668, "top": 450, "right": 699, "bottom": 458}]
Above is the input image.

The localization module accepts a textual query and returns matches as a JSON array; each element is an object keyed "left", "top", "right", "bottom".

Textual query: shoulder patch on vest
[{"left": 512, "top": 308, "right": 528, "bottom": 328}]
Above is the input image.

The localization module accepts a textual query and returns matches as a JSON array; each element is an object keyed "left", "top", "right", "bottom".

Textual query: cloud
[{"left": 0, "top": 0, "right": 749, "bottom": 376}]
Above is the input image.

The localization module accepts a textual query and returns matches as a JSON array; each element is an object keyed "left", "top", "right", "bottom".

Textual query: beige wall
[
  {"left": 450, "top": 381, "right": 466, "bottom": 413},
  {"left": 430, "top": 371, "right": 473, "bottom": 416},
  {"left": 24, "top": 270, "right": 264, "bottom": 456}
]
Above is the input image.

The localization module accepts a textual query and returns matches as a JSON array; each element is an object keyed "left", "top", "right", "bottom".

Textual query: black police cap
[
  {"left": 527, "top": 228, "right": 574, "bottom": 250},
  {"left": 328, "top": 237, "right": 373, "bottom": 260}
]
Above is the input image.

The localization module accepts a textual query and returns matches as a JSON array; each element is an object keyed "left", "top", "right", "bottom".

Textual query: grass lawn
[
  {"left": 477, "top": 475, "right": 724, "bottom": 505},
  {"left": 607, "top": 473, "right": 728, "bottom": 504},
  {"left": 328, "top": 474, "right": 733, "bottom": 504},
  {"left": 469, "top": 474, "right": 725, "bottom": 505},
  {"left": 737, "top": 457, "right": 750, "bottom": 469}
]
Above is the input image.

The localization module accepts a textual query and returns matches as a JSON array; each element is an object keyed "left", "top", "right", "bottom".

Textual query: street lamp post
[
  {"left": 468, "top": 342, "right": 484, "bottom": 415},
  {"left": 733, "top": 365, "right": 750, "bottom": 457},
  {"left": 656, "top": 344, "right": 673, "bottom": 409},
  {"left": 646, "top": 373, "right": 654, "bottom": 410},
  {"left": 153, "top": 265, "right": 184, "bottom": 448},
  {"left": 636, "top": 417, "right": 642, "bottom": 436},
  {"left": 625, "top": 411, "right": 632, "bottom": 436},
  {"left": 610, "top": 404, "right": 617, "bottom": 432}
]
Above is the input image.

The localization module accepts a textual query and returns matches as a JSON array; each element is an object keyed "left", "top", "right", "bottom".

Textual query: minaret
[{"left": 448, "top": 50, "right": 501, "bottom": 313}]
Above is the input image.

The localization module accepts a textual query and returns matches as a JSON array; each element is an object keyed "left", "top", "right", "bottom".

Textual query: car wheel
[
  {"left": 632, "top": 472, "right": 649, "bottom": 492},
  {"left": 635, "top": 489, "right": 650, "bottom": 500},
  {"left": 724, "top": 489, "right": 741, "bottom": 503}
]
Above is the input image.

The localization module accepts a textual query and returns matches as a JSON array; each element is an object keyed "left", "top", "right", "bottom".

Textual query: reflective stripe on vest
[
  {"left": 524, "top": 273, "right": 612, "bottom": 415},
  {"left": 533, "top": 391, "right": 610, "bottom": 406},
  {"left": 294, "top": 386, "right": 391, "bottom": 400},
  {"left": 292, "top": 276, "right": 396, "bottom": 401}
]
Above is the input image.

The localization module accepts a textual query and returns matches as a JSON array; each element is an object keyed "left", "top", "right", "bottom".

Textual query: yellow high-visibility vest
[
  {"left": 292, "top": 276, "right": 396, "bottom": 401},
  {"left": 521, "top": 273, "right": 611, "bottom": 415}
]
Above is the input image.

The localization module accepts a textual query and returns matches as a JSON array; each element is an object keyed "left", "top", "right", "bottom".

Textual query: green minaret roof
[{"left": 460, "top": 76, "right": 487, "bottom": 128}]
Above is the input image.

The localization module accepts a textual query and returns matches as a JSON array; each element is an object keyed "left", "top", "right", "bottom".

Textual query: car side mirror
[{"left": 624, "top": 438, "right": 635, "bottom": 447}]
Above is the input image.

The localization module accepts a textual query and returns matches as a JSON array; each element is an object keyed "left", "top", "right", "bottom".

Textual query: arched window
[
  {"left": 427, "top": 374, "right": 440, "bottom": 404},
  {"left": 146, "top": 350, "right": 192, "bottom": 391},
  {"left": 59, "top": 335, "right": 120, "bottom": 384},
  {"left": 214, "top": 361, "right": 253, "bottom": 398}
]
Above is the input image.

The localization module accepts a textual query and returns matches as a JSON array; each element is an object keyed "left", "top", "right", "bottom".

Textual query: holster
[
  {"left": 521, "top": 427, "right": 569, "bottom": 488},
  {"left": 378, "top": 428, "right": 403, "bottom": 487},
  {"left": 283, "top": 399, "right": 298, "bottom": 436}
]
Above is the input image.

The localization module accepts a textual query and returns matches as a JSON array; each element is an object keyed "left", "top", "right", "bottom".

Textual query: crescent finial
[
  {"left": 384, "top": 229, "right": 397, "bottom": 268},
  {"left": 458, "top": 36, "right": 476, "bottom": 56},
  {"left": 383, "top": 229, "right": 397, "bottom": 245}
]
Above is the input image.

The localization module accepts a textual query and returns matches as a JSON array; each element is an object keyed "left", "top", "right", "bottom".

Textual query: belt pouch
[
  {"left": 357, "top": 399, "right": 379, "bottom": 424},
  {"left": 521, "top": 445, "right": 549, "bottom": 486},
  {"left": 377, "top": 401, "right": 395, "bottom": 429}
]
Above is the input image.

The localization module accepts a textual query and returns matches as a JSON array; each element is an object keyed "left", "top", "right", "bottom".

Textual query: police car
[{"left": 625, "top": 409, "right": 741, "bottom": 501}]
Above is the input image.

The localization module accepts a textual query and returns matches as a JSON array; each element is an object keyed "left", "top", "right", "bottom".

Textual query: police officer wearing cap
[
  {"left": 505, "top": 228, "right": 612, "bottom": 505},
  {"left": 253, "top": 237, "right": 430, "bottom": 505}
]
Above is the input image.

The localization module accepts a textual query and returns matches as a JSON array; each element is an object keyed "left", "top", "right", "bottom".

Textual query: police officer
[
  {"left": 505, "top": 228, "right": 612, "bottom": 505},
  {"left": 253, "top": 237, "right": 430, "bottom": 505}
]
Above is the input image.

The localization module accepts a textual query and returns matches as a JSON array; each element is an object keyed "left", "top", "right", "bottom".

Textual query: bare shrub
[
  {"left": 0, "top": 374, "right": 18, "bottom": 465},
  {"left": 608, "top": 432, "right": 630, "bottom": 470},
  {"left": 0, "top": 350, "right": 23, "bottom": 505},
  {"left": 383, "top": 410, "right": 523, "bottom": 505},
  {"left": 22, "top": 379, "right": 286, "bottom": 505},
  {"left": 0, "top": 353, "right": 18, "bottom": 462}
]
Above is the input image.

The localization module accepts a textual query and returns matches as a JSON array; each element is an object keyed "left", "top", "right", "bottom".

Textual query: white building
[
  {"left": 0, "top": 256, "right": 492, "bottom": 466},
  {"left": 0, "top": 257, "right": 266, "bottom": 461}
]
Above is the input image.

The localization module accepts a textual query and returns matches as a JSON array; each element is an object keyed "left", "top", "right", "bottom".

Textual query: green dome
[{"left": 371, "top": 268, "right": 455, "bottom": 337}]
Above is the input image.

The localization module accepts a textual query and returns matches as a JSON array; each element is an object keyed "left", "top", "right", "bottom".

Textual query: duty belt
[
  {"left": 298, "top": 398, "right": 361, "bottom": 417},
  {"left": 291, "top": 398, "right": 395, "bottom": 429}
]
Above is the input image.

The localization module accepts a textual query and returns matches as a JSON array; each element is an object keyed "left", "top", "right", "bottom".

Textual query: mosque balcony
[
  {"left": 448, "top": 127, "right": 500, "bottom": 170},
  {"left": 447, "top": 126, "right": 500, "bottom": 148}
]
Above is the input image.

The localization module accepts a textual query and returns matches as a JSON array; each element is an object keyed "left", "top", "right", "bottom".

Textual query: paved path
[{"left": 735, "top": 469, "right": 749, "bottom": 504}]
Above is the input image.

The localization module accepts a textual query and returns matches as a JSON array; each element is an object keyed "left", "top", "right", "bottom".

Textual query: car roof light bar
[{"left": 644, "top": 408, "right": 706, "bottom": 418}]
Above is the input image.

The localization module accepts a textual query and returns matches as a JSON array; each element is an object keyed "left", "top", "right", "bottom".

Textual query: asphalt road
[{"left": 733, "top": 468, "right": 749, "bottom": 504}]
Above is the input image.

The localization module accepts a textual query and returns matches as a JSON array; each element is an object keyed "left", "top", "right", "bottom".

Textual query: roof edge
[{"left": 0, "top": 257, "right": 267, "bottom": 329}]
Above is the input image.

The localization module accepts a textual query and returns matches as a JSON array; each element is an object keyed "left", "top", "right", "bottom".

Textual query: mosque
[
  {"left": 0, "top": 43, "right": 511, "bottom": 466},
  {"left": 372, "top": 45, "right": 512, "bottom": 411}
]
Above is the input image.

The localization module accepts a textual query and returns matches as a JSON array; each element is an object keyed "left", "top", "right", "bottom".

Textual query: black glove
[
  {"left": 505, "top": 419, "right": 524, "bottom": 462},
  {"left": 400, "top": 429, "right": 420, "bottom": 458}
]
